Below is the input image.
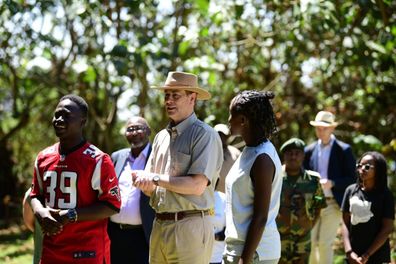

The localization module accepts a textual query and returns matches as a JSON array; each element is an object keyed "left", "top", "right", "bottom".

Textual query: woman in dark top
[{"left": 341, "top": 151, "right": 394, "bottom": 264}]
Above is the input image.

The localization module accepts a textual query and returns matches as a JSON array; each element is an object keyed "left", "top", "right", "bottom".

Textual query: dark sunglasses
[
  {"left": 356, "top": 163, "right": 374, "bottom": 171},
  {"left": 126, "top": 126, "right": 146, "bottom": 133}
]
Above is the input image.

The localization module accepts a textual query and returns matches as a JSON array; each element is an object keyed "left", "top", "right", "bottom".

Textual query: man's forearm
[
  {"left": 30, "top": 197, "right": 45, "bottom": 214},
  {"left": 74, "top": 202, "right": 119, "bottom": 221},
  {"left": 157, "top": 174, "right": 208, "bottom": 195}
]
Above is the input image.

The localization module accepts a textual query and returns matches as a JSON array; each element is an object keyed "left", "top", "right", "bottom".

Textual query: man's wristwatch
[
  {"left": 152, "top": 175, "right": 160, "bottom": 186},
  {"left": 66, "top": 208, "right": 78, "bottom": 223}
]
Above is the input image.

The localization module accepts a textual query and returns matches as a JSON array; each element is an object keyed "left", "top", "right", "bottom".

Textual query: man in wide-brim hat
[
  {"left": 150, "top": 71, "right": 211, "bottom": 124},
  {"left": 309, "top": 111, "right": 338, "bottom": 127},
  {"left": 304, "top": 111, "right": 356, "bottom": 264},
  {"left": 132, "top": 71, "right": 223, "bottom": 264}
]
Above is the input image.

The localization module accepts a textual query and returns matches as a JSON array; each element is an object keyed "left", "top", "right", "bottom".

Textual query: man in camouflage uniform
[{"left": 277, "top": 138, "right": 326, "bottom": 264}]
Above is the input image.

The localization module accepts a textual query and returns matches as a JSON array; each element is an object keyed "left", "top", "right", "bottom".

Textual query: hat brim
[
  {"left": 280, "top": 145, "right": 305, "bottom": 154},
  {"left": 151, "top": 86, "right": 211, "bottom": 100},
  {"left": 309, "top": 121, "right": 338, "bottom": 127}
]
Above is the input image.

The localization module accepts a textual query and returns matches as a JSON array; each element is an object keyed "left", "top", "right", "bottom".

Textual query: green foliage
[
  {"left": 353, "top": 134, "right": 383, "bottom": 157},
  {"left": 0, "top": 0, "right": 395, "bottom": 208}
]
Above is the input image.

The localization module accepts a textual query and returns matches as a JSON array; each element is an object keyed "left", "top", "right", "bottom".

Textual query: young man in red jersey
[{"left": 30, "top": 94, "right": 121, "bottom": 264}]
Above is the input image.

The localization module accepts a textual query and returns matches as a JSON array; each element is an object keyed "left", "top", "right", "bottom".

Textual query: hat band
[
  {"left": 317, "top": 120, "right": 334, "bottom": 124},
  {"left": 164, "top": 81, "right": 198, "bottom": 88}
]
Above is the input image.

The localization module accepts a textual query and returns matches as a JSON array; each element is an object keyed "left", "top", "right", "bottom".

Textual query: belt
[
  {"left": 109, "top": 221, "right": 143, "bottom": 230},
  {"left": 156, "top": 210, "right": 210, "bottom": 221}
]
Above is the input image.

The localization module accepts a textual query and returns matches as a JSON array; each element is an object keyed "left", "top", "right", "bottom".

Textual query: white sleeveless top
[{"left": 225, "top": 140, "right": 282, "bottom": 260}]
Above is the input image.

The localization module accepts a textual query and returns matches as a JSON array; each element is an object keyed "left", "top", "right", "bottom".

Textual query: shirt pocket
[{"left": 173, "top": 151, "right": 191, "bottom": 176}]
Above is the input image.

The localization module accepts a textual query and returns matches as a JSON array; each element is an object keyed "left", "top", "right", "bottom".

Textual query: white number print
[
  {"left": 43, "top": 171, "right": 77, "bottom": 208},
  {"left": 43, "top": 171, "right": 57, "bottom": 207}
]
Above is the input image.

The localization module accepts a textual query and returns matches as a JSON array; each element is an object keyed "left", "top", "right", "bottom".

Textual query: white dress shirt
[
  {"left": 318, "top": 135, "right": 335, "bottom": 197},
  {"left": 110, "top": 144, "right": 150, "bottom": 225}
]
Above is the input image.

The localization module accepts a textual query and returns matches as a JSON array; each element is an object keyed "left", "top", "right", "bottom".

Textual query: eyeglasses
[
  {"left": 356, "top": 163, "right": 374, "bottom": 171},
  {"left": 126, "top": 126, "right": 146, "bottom": 133}
]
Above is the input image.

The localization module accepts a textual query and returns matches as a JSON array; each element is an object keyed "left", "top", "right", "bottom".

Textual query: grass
[
  {"left": 0, "top": 222, "right": 351, "bottom": 264},
  {"left": 0, "top": 223, "right": 34, "bottom": 264},
  {"left": 0, "top": 218, "right": 394, "bottom": 264}
]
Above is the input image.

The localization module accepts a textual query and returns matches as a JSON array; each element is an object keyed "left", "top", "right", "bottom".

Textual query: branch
[
  {"left": 0, "top": 106, "right": 30, "bottom": 144},
  {"left": 8, "top": 64, "right": 19, "bottom": 115},
  {"left": 375, "top": 0, "right": 388, "bottom": 25},
  {"left": 115, "top": 0, "right": 121, "bottom": 39},
  {"left": 135, "top": 66, "right": 150, "bottom": 117},
  {"left": 106, "top": 96, "right": 118, "bottom": 125},
  {"left": 53, "top": 3, "right": 77, "bottom": 86},
  {"left": 170, "top": 1, "right": 185, "bottom": 70},
  {"left": 262, "top": 74, "right": 281, "bottom": 91}
]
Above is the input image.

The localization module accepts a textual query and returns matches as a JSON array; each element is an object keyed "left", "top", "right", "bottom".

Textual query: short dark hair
[
  {"left": 231, "top": 90, "right": 277, "bottom": 139},
  {"left": 59, "top": 94, "right": 88, "bottom": 118}
]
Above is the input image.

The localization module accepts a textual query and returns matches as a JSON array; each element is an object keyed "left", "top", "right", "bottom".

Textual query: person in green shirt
[{"left": 276, "top": 138, "right": 326, "bottom": 264}]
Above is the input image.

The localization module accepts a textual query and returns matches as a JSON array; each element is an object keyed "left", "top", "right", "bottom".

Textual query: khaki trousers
[
  {"left": 309, "top": 199, "right": 342, "bottom": 264},
  {"left": 150, "top": 215, "right": 214, "bottom": 264}
]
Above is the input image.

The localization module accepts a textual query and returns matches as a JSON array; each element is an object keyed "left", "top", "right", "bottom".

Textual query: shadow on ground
[{"left": 0, "top": 218, "right": 33, "bottom": 264}]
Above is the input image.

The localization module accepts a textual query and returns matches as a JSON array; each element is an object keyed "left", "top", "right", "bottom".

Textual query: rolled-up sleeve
[{"left": 188, "top": 129, "right": 223, "bottom": 184}]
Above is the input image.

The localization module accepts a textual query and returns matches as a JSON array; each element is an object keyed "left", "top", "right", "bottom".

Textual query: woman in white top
[{"left": 224, "top": 90, "right": 282, "bottom": 264}]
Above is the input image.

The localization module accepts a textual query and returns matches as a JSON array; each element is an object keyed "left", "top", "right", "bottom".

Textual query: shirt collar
[
  {"left": 129, "top": 142, "right": 151, "bottom": 160},
  {"left": 282, "top": 164, "right": 305, "bottom": 179},
  {"left": 141, "top": 142, "right": 151, "bottom": 158},
  {"left": 166, "top": 113, "right": 197, "bottom": 138}
]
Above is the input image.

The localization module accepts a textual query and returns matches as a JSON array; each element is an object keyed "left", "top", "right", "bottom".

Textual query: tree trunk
[{"left": 0, "top": 140, "right": 17, "bottom": 221}]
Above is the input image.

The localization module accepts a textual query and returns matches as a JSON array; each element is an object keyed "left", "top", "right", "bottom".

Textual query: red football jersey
[{"left": 30, "top": 142, "right": 121, "bottom": 264}]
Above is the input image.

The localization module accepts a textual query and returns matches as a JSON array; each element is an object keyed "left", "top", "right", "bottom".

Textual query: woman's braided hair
[{"left": 231, "top": 90, "right": 278, "bottom": 139}]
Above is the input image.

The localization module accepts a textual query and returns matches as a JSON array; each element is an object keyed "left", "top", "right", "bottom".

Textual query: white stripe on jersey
[
  {"left": 34, "top": 157, "right": 43, "bottom": 194},
  {"left": 91, "top": 157, "right": 103, "bottom": 196},
  {"left": 83, "top": 144, "right": 102, "bottom": 159}
]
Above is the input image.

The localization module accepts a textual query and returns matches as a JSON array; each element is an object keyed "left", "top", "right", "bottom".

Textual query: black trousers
[{"left": 108, "top": 221, "right": 149, "bottom": 264}]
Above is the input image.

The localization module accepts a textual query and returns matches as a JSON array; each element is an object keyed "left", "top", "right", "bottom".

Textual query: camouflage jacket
[{"left": 277, "top": 167, "right": 326, "bottom": 237}]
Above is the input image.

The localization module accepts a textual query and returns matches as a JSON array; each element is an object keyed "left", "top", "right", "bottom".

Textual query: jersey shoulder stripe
[
  {"left": 38, "top": 144, "right": 58, "bottom": 158},
  {"left": 82, "top": 144, "right": 105, "bottom": 161}
]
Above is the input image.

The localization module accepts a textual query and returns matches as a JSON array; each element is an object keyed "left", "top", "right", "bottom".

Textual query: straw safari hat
[
  {"left": 309, "top": 111, "right": 338, "bottom": 127},
  {"left": 151, "top": 71, "right": 211, "bottom": 100}
]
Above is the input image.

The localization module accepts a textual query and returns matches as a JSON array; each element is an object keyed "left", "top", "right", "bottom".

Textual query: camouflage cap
[{"left": 280, "top": 138, "right": 306, "bottom": 154}]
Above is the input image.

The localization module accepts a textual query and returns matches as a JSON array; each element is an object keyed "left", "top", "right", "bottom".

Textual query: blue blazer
[
  {"left": 304, "top": 138, "right": 356, "bottom": 206},
  {"left": 111, "top": 145, "right": 155, "bottom": 243}
]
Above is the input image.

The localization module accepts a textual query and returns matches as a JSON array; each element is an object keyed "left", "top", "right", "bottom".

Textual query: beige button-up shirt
[{"left": 146, "top": 113, "right": 223, "bottom": 213}]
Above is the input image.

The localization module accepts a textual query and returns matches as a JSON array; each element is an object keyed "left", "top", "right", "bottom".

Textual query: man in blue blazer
[
  {"left": 108, "top": 116, "right": 155, "bottom": 264},
  {"left": 304, "top": 111, "right": 356, "bottom": 264}
]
